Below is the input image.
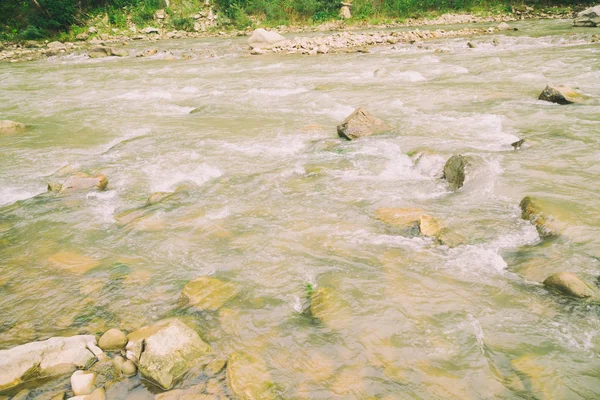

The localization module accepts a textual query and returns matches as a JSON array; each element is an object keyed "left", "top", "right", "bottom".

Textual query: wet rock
[
  {"left": 310, "top": 287, "right": 350, "bottom": 330},
  {"left": 12, "top": 389, "right": 30, "bottom": 400},
  {"left": 71, "top": 370, "right": 96, "bottom": 396},
  {"left": 59, "top": 173, "right": 108, "bottom": 193},
  {"left": 497, "top": 22, "right": 511, "bottom": 31},
  {"left": 182, "top": 276, "right": 239, "bottom": 311},
  {"left": 538, "top": 85, "right": 581, "bottom": 105},
  {"left": 48, "top": 181, "right": 63, "bottom": 192},
  {"left": 0, "top": 120, "right": 26, "bottom": 133},
  {"left": 88, "top": 47, "right": 111, "bottom": 58},
  {"left": 248, "top": 28, "right": 287, "bottom": 49},
  {"left": 511, "top": 139, "right": 525, "bottom": 149},
  {"left": 227, "top": 352, "right": 275, "bottom": 400},
  {"left": 154, "top": 383, "right": 206, "bottom": 400},
  {"left": 204, "top": 358, "right": 227, "bottom": 377},
  {"left": 573, "top": 5, "right": 600, "bottom": 27},
  {"left": 98, "top": 329, "right": 127, "bottom": 351},
  {"left": 592, "top": 34, "right": 599, "bottom": 43},
  {"left": 467, "top": 41, "right": 476, "bottom": 48},
  {"left": 250, "top": 48, "right": 265, "bottom": 55},
  {"left": 543, "top": 272, "right": 595, "bottom": 299},
  {"left": 418, "top": 214, "right": 441, "bottom": 237},
  {"left": 126, "top": 319, "right": 211, "bottom": 389},
  {"left": 442, "top": 155, "right": 466, "bottom": 190},
  {"left": 436, "top": 228, "right": 466, "bottom": 247},
  {"left": 138, "top": 48, "right": 158, "bottom": 57},
  {"left": 48, "top": 252, "right": 100, "bottom": 274},
  {"left": 519, "top": 196, "right": 560, "bottom": 237},
  {"left": 121, "top": 360, "right": 137, "bottom": 377},
  {"left": 374, "top": 208, "right": 423, "bottom": 230},
  {"left": 145, "top": 192, "right": 173, "bottom": 206},
  {"left": 336, "top": 107, "right": 391, "bottom": 140}
]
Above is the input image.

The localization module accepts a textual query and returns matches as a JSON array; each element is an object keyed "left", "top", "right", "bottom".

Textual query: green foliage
[
  {"left": 305, "top": 282, "right": 315, "bottom": 297},
  {"left": 21, "top": 25, "right": 45, "bottom": 39},
  {"left": 170, "top": 15, "right": 196, "bottom": 30}
]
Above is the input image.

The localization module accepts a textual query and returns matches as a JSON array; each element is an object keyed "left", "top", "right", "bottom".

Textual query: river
[{"left": 1, "top": 18, "right": 599, "bottom": 399}]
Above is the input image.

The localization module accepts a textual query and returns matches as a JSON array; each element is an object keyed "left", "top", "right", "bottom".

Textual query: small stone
[
  {"left": 497, "top": 22, "right": 511, "bottom": 31},
  {"left": 121, "top": 360, "right": 137, "bottom": 377},
  {"left": 98, "top": 329, "right": 127, "bottom": 351},
  {"left": 511, "top": 139, "right": 525, "bottom": 149},
  {"left": 112, "top": 356, "right": 125, "bottom": 374},
  {"left": 48, "top": 181, "right": 63, "bottom": 192},
  {"left": 71, "top": 370, "right": 96, "bottom": 396},
  {"left": 592, "top": 34, "right": 599, "bottom": 43},
  {"left": 543, "top": 272, "right": 595, "bottom": 299},
  {"left": 467, "top": 41, "right": 476, "bottom": 48}
]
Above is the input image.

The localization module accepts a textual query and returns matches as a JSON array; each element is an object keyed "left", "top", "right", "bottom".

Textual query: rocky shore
[{"left": 0, "top": 6, "right": 583, "bottom": 64}]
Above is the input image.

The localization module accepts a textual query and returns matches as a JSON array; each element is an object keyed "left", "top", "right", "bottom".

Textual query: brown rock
[{"left": 337, "top": 107, "right": 391, "bottom": 140}]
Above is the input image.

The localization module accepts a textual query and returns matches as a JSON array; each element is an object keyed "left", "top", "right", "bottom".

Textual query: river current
[{"left": 1, "top": 18, "right": 599, "bottom": 399}]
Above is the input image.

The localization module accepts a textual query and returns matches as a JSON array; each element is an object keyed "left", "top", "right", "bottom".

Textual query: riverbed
[{"left": 1, "top": 18, "right": 599, "bottom": 399}]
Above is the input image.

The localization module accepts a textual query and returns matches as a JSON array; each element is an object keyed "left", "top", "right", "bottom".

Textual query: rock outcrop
[
  {"left": 337, "top": 107, "right": 391, "bottom": 140},
  {"left": 0, "top": 335, "right": 97, "bottom": 392},
  {"left": 543, "top": 272, "right": 595, "bottom": 299},
  {"left": 126, "top": 319, "right": 211, "bottom": 389},
  {"left": 0, "top": 120, "right": 26, "bottom": 133},
  {"left": 248, "top": 28, "right": 288, "bottom": 49},
  {"left": 227, "top": 352, "right": 275, "bottom": 400},
  {"left": 538, "top": 85, "right": 581, "bottom": 105},
  {"left": 442, "top": 155, "right": 466, "bottom": 190},
  {"left": 573, "top": 5, "right": 600, "bottom": 27},
  {"left": 182, "top": 276, "right": 239, "bottom": 311}
]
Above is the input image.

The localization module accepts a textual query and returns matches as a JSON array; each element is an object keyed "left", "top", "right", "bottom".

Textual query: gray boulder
[
  {"left": 0, "top": 335, "right": 97, "bottom": 392},
  {"left": 573, "top": 6, "right": 600, "bottom": 27},
  {"left": 543, "top": 272, "right": 595, "bottom": 299},
  {"left": 248, "top": 28, "right": 287, "bottom": 49},
  {"left": 336, "top": 107, "right": 392, "bottom": 140},
  {"left": 126, "top": 319, "right": 211, "bottom": 390},
  {"left": 538, "top": 85, "right": 582, "bottom": 105},
  {"left": 442, "top": 155, "right": 466, "bottom": 190}
]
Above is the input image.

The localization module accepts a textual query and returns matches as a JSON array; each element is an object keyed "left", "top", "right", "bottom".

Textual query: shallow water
[{"left": 1, "top": 19, "right": 600, "bottom": 399}]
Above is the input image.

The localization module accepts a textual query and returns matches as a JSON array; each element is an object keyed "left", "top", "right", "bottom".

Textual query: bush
[
  {"left": 29, "top": 0, "right": 77, "bottom": 31},
  {"left": 170, "top": 15, "right": 196, "bottom": 30},
  {"left": 20, "top": 24, "right": 45, "bottom": 39}
]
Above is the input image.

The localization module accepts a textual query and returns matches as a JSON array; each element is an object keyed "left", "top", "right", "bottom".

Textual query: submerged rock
[
  {"left": 543, "top": 272, "right": 595, "bottom": 299},
  {"left": 98, "top": 329, "right": 127, "bottom": 351},
  {"left": 126, "top": 319, "right": 211, "bottom": 389},
  {"left": 519, "top": 196, "right": 561, "bottom": 237},
  {"left": 0, "top": 120, "right": 26, "bottom": 133},
  {"left": 0, "top": 335, "right": 96, "bottom": 392},
  {"left": 538, "top": 85, "right": 581, "bottom": 105},
  {"left": 418, "top": 214, "right": 441, "bottom": 237},
  {"left": 145, "top": 192, "right": 174, "bottom": 206},
  {"left": 58, "top": 173, "right": 108, "bottom": 194},
  {"left": 71, "top": 370, "right": 96, "bottom": 396},
  {"left": 248, "top": 28, "right": 287, "bottom": 49},
  {"left": 374, "top": 208, "right": 423, "bottom": 231},
  {"left": 337, "top": 107, "right": 392, "bottom": 140},
  {"left": 48, "top": 251, "right": 100, "bottom": 274},
  {"left": 227, "top": 352, "right": 275, "bottom": 400},
  {"left": 182, "top": 276, "right": 239, "bottom": 311},
  {"left": 573, "top": 5, "right": 600, "bottom": 27},
  {"left": 442, "top": 155, "right": 466, "bottom": 190},
  {"left": 310, "top": 287, "right": 350, "bottom": 330}
]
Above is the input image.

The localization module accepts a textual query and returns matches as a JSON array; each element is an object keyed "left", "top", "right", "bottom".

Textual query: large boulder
[
  {"left": 519, "top": 196, "right": 561, "bottom": 237},
  {"left": 337, "top": 107, "right": 392, "bottom": 140},
  {"left": 0, "top": 120, "right": 25, "bottom": 133},
  {"left": 0, "top": 335, "right": 97, "bottom": 392},
  {"left": 227, "top": 352, "right": 276, "bottom": 400},
  {"left": 573, "top": 6, "right": 600, "bottom": 27},
  {"left": 57, "top": 173, "right": 108, "bottom": 194},
  {"left": 247, "top": 28, "right": 287, "bottom": 49},
  {"left": 126, "top": 319, "right": 211, "bottom": 390},
  {"left": 442, "top": 155, "right": 466, "bottom": 190},
  {"left": 538, "top": 85, "right": 582, "bottom": 105},
  {"left": 543, "top": 272, "right": 595, "bottom": 299},
  {"left": 181, "top": 276, "right": 239, "bottom": 311}
]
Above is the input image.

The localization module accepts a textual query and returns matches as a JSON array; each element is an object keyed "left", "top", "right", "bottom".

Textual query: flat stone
[
  {"left": 0, "top": 335, "right": 96, "bottom": 392},
  {"left": 48, "top": 252, "right": 100, "bottom": 274},
  {"left": 0, "top": 120, "right": 25, "bottom": 133},
  {"left": 182, "top": 276, "right": 239, "bottom": 311},
  {"left": 59, "top": 173, "right": 108, "bottom": 193},
  {"left": 374, "top": 208, "right": 423, "bottom": 230}
]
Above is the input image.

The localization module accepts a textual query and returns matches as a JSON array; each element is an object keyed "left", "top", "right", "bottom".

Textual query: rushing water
[{"left": 1, "top": 18, "right": 600, "bottom": 399}]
